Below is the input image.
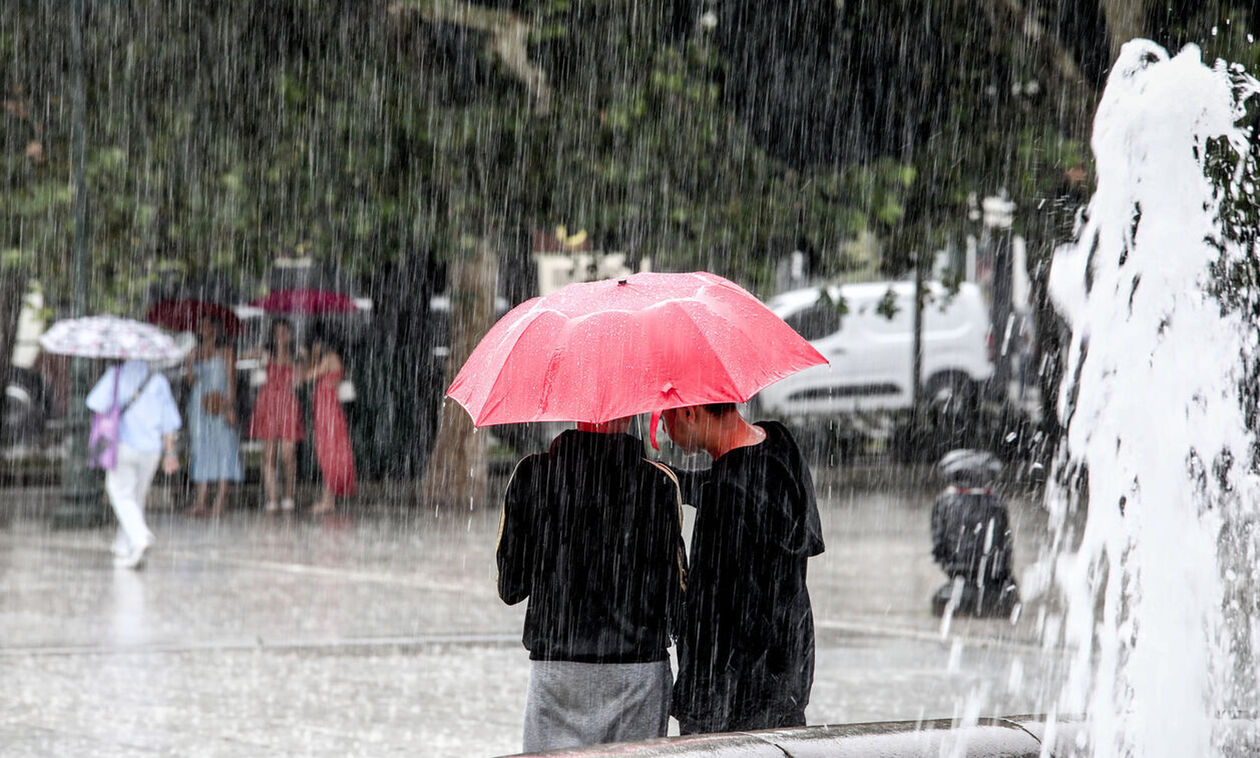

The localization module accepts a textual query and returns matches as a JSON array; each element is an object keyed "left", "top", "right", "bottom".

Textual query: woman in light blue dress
[{"left": 184, "top": 315, "right": 243, "bottom": 516}]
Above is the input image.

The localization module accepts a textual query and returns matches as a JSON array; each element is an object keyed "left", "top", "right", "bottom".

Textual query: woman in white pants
[{"left": 87, "top": 359, "right": 182, "bottom": 569}]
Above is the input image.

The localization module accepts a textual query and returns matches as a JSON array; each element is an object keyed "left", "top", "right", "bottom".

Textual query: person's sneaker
[
  {"left": 264, "top": 501, "right": 279, "bottom": 512},
  {"left": 114, "top": 539, "right": 151, "bottom": 570},
  {"left": 280, "top": 498, "right": 295, "bottom": 512}
]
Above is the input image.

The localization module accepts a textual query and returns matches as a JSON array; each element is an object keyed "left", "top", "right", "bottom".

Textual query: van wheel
[{"left": 924, "top": 372, "right": 977, "bottom": 415}]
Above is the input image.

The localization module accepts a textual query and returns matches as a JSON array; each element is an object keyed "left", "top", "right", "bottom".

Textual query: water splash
[{"left": 1047, "top": 40, "right": 1260, "bottom": 757}]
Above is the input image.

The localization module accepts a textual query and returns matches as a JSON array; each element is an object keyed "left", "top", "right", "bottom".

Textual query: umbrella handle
[{"left": 650, "top": 382, "right": 683, "bottom": 450}]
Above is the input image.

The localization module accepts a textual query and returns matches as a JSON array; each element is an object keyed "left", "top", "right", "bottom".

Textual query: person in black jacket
[
  {"left": 929, "top": 449, "right": 1020, "bottom": 618},
  {"left": 662, "top": 403, "right": 825, "bottom": 735},
  {"left": 497, "top": 417, "right": 686, "bottom": 752}
]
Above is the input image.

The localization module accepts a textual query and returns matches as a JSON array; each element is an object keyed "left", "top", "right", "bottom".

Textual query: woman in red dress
[
  {"left": 302, "top": 328, "right": 356, "bottom": 514},
  {"left": 248, "top": 319, "right": 304, "bottom": 512}
]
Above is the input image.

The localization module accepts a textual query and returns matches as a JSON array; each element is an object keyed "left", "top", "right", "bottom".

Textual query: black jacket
[
  {"left": 497, "top": 430, "right": 686, "bottom": 663},
  {"left": 673, "top": 421, "right": 825, "bottom": 734},
  {"left": 930, "top": 487, "right": 1014, "bottom": 583}
]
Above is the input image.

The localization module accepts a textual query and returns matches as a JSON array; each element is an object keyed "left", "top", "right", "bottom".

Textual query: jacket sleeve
[
  {"left": 85, "top": 368, "right": 117, "bottom": 413},
  {"left": 930, "top": 496, "right": 949, "bottom": 565},
  {"left": 496, "top": 457, "right": 537, "bottom": 605},
  {"left": 987, "top": 500, "right": 1014, "bottom": 581},
  {"left": 154, "top": 376, "right": 183, "bottom": 433}
]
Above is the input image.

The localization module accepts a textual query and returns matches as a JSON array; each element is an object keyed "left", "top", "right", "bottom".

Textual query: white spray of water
[{"left": 1047, "top": 41, "right": 1259, "bottom": 757}]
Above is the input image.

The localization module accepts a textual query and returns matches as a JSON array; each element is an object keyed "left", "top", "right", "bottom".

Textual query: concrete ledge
[
  {"left": 504, "top": 717, "right": 1043, "bottom": 758},
  {"left": 504, "top": 714, "right": 1260, "bottom": 758}
]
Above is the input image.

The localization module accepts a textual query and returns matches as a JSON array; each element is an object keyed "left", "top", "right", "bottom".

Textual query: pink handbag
[{"left": 87, "top": 371, "right": 121, "bottom": 470}]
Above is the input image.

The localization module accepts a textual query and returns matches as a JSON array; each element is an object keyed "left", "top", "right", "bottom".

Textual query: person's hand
[
  {"left": 225, "top": 408, "right": 238, "bottom": 426},
  {"left": 162, "top": 453, "right": 179, "bottom": 475}
]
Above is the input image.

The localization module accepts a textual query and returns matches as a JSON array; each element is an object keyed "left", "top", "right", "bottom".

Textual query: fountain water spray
[{"left": 1046, "top": 40, "right": 1260, "bottom": 757}]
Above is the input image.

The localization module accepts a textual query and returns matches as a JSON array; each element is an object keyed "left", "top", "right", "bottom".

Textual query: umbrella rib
[
  {"left": 668, "top": 302, "right": 742, "bottom": 402},
  {"left": 466, "top": 308, "right": 564, "bottom": 426},
  {"left": 689, "top": 290, "right": 825, "bottom": 394}
]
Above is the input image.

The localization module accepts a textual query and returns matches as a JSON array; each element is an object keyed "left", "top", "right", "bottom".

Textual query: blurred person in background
[
  {"left": 184, "top": 315, "right": 243, "bottom": 516},
  {"left": 301, "top": 326, "right": 355, "bottom": 514},
  {"left": 87, "top": 359, "right": 181, "bottom": 569},
  {"left": 929, "top": 449, "right": 1020, "bottom": 618},
  {"left": 246, "top": 318, "right": 303, "bottom": 512}
]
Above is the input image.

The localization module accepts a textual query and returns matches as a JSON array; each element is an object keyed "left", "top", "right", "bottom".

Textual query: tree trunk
[
  {"left": 362, "top": 252, "right": 439, "bottom": 480},
  {"left": 420, "top": 236, "right": 499, "bottom": 509},
  {"left": 1100, "top": 0, "right": 1147, "bottom": 62}
]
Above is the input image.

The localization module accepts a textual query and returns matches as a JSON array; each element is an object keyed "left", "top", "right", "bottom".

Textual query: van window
[{"left": 785, "top": 305, "right": 842, "bottom": 342}]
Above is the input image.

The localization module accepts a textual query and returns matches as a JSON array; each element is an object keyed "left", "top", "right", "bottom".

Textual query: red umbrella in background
[
  {"left": 251, "top": 289, "right": 358, "bottom": 315},
  {"left": 446, "top": 272, "right": 828, "bottom": 447},
  {"left": 145, "top": 299, "right": 242, "bottom": 338}
]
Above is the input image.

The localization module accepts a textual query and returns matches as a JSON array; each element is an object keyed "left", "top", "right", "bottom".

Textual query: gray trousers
[{"left": 522, "top": 659, "right": 671, "bottom": 753}]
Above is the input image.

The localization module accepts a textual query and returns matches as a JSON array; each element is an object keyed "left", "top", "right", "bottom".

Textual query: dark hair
[
  {"left": 701, "top": 402, "right": 738, "bottom": 417},
  {"left": 308, "top": 323, "right": 344, "bottom": 359},
  {"left": 198, "top": 315, "right": 225, "bottom": 347},
  {"left": 266, "top": 318, "right": 294, "bottom": 356}
]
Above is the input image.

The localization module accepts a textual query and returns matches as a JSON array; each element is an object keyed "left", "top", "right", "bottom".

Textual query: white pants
[{"left": 106, "top": 444, "right": 161, "bottom": 554}]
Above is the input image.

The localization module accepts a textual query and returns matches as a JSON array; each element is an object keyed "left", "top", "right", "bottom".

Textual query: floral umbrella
[{"left": 39, "top": 315, "right": 186, "bottom": 361}]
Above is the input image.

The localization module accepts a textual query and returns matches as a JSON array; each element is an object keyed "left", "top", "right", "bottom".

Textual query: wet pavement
[{"left": 0, "top": 467, "right": 1069, "bottom": 757}]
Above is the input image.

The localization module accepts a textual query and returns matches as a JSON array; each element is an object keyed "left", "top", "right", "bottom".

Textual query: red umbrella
[
  {"left": 446, "top": 272, "right": 827, "bottom": 446},
  {"left": 251, "top": 289, "right": 358, "bottom": 315},
  {"left": 145, "top": 299, "right": 242, "bottom": 338}
]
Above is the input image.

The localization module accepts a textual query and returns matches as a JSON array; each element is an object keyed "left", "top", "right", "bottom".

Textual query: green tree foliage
[
  {"left": 0, "top": 0, "right": 966, "bottom": 308},
  {"left": 1, "top": 1, "right": 1255, "bottom": 310}
]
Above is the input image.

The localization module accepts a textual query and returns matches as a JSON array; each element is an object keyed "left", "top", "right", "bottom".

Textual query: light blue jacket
[{"left": 86, "top": 360, "right": 182, "bottom": 454}]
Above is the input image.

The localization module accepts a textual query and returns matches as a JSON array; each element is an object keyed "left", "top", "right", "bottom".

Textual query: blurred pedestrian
[
  {"left": 497, "top": 417, "right": 686, "bottom": 752},
  {"left": 184, "top": 315, "right": 243, "bottom": 516},
  {"left": 86, "top": 359, "right": 181, "bottom": 569},
  {"left": 247, "top": 318, "right": 303, "bottom": 512},
  {"left": 301, "top": 327, "right": 355, "bottom": 513},
  {"left": 662, "top": 403, "right": 825, "bottom": 735},
  {"left": 929, "top": 449, "right": 1020, "bottom": 617}
]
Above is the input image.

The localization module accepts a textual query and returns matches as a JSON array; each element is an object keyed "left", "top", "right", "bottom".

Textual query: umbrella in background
[
  {"left": 145, "top": 299, "right": 242, "bottom": 338},
  {"left": 446, "top": 271, "right": 828, "bottom": 447},
  {"left": 251, "top": 289, "right": 358, "bottom": 315},
  {"left": 39, "top": 315, "right": 185, "bottom": 361}
]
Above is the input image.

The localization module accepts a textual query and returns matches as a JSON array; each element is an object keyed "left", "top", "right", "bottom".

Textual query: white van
[{"left": 757, "top": 281, "right": 994, "bottom": 419}]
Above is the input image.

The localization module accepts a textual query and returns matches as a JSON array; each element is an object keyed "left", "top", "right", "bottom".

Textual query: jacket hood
[{"left": 756, "top": 421, "right": 825, "bottom": 557}]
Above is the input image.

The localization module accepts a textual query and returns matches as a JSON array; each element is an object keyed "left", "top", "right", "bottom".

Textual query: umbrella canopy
[
  {"left": 145, "top": 299, "right": 242, "bottom": 338},
  {"left": 251, "top": 289, "right": 357, "bottom": 315},
  {"left": 39, "top": 315, "right": 185, "bottom": 361},
  {"left": 447, "top": 272, "right": 827, "bottom": 434}
]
